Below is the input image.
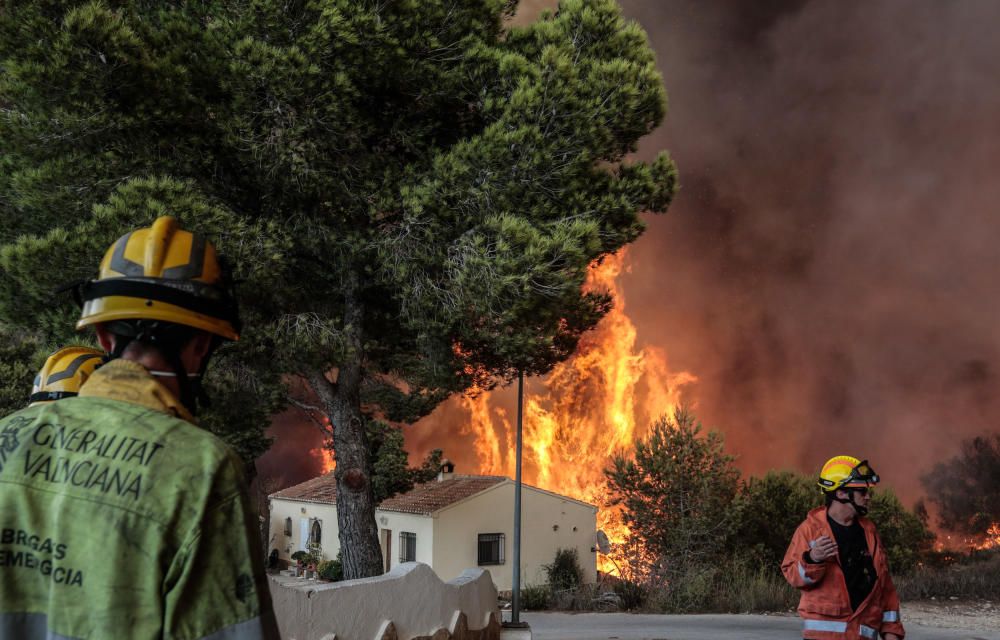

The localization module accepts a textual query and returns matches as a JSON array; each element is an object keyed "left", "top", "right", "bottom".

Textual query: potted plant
[{"left": 290, "top": 550, "right": 309, "bottom": 577}]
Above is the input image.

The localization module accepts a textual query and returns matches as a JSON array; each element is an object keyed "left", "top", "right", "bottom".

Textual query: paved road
[{"left": 522, "top": 612, "right": 1000, "bottom": 640}]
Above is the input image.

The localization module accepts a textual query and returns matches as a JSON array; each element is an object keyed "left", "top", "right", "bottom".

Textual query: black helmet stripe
[
  {"left": 162, "top": 233, "right": 206, "bottom": 280},
  {"left": 109, "top": 232, "right": 145, "bottom": 276}
]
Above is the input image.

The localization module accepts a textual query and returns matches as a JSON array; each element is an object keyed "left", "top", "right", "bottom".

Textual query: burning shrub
[{"left": 922, "top": 433, "right": 1000, "bottom": 538}]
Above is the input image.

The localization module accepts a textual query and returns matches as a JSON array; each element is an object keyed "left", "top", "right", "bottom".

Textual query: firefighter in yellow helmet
[
  {"left": 28, "top": 346, "right": 105, "bottom": 406},
  {"left": 782, "top": 456, "right": 905, "bottom": 640},
  {"left": 0, "top": 217, "right": 279, "bottom": 640},
  {"left": 76, "top": 214, "right": 241, "bottom": 415}
]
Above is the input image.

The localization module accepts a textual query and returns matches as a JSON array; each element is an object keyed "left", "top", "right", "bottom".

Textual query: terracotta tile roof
[
  {"left": 270, "top": 471, "right": 339, "bottom": 504},
  {"left": 269, "top": 473, "right": 507, "bottom": 515},
  {"left": 378, "top": 475, "right": 507, "bottom": 515}
]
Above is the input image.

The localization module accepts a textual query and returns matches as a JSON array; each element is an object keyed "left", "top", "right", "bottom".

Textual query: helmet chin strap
[
  {"left": 850, "top": 492, "right": 869, "bottom": 517},
  {"left": 833, "top": 488, "right": 869, "bottom": 517}
]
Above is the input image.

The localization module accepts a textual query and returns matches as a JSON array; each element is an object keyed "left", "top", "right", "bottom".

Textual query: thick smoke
[
  {"left": 255, "top": 410, "right": 327, "bottom": 488},
  {"left": 616, "top": 0, "right": 1000, "bottom": 501},
  {"left": 406, "top": 1, "right": 1000, "bottom": 504},
  {"left": 264, "top": 2, "right": 1000, "bottom": 505}
]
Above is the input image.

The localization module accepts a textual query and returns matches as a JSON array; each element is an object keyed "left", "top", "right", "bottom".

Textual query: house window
[
  {"left": 284, "top": 517, "right": 292, "bottom": 537},
  {"left": 399, "top": 532, "right": 417, "bottom": 563},
  {"left": 310, "top": 519, "right": 322, "bottom": 546},
  {"left": 478, "top": 533, "right": 505, "bottom": 565}
]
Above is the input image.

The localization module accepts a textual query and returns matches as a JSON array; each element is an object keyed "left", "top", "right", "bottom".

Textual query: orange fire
[
  {"left": 972, "top": 523, "right": 1000, "bottom": 551},
  {"left": 311, "top": 414, "right": 337, "bottom": 474},
  {"left": 311, "top": 446, "right": 336, "bottom": 474},
  {"left": 459, "top": 251, "right": 696, "bottom": 574}
]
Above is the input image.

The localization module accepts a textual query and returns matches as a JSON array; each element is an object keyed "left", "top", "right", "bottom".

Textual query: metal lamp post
[{"left": 504, "top": 370, "right": 530, "bottom": 635}]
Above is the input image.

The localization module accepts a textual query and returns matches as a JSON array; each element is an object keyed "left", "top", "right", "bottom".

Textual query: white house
[{"left": 268, "top": 465, "right": 598, "bottom": 591}]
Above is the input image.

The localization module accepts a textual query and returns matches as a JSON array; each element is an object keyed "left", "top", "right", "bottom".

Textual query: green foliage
[
  {"left": 318, "top": 551, "right": 344, "bottom": 582},
  {"left": 645, "top": 563, "right": 719, "bottom": 613},
  {"left": 544, "top": 547, "right": 584, "bottom": 592},
  {"left": 0, "top": 0, "right": 674, "bottom": 415},
  {"left": 411, "top": 448, "right": 445, "bottom": 485},
  {"left": 290, "top": 551, "right": 309, "bottom": 564},
  {"left": 519, "top": 583, "right": 551, "bottom": 611},
  {"left": 605, "top": 409, "right": 741, "bottom": 579},
  {"left": 709, "top": 556, "right": 798, "bottom": 613},
  {"left": 641, "top": 555, "right": 797, "bottom": 614},
  {"left": 365, "top": 419, "right": 445, "bottom": 503},
  {"left": 869, "top": 489, "right": 935, "bottom": 575},
  {"left": 0, "top": 324, "right": 45, "bottom": 417},
  {"left": 1, "top": 0, "right": 675, "bottom": 577},
  {"left": 922, "top": 433, "right": 1000, "bottom": 535},
  {"left": 612, "top": 579, "right": 645, "bottom": 611},
  {"left": 734, "top": 470, "right": 822, "bottom": 569}
]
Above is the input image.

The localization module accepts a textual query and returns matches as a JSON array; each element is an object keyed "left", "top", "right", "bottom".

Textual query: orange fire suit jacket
[{"left": 782, "top": 506, "right": 905, "bottom": 640}]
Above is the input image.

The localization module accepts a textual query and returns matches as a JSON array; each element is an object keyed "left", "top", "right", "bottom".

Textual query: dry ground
[{"left": 904, "top": 599, "right": 1000, "bottom": 633}]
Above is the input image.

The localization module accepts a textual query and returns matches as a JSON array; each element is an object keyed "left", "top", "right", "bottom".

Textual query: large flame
[
  {"left": 311, "top": 415, "right": 337, "bottom": 474},
  {"left": 459, "top": 251, "right": 696, "bottom": 574},
  {"left": 311, "top": 445, "right": 336, "bottom": 474},
  {"left": 972, "top": 522, "right": 1000, "bottom": 551}
]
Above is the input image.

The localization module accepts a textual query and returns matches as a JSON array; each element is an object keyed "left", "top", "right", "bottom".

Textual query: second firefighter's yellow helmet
[
  {"left": 76, "top": 216, "right": 239, "bottom": 340},
  {"left": 29, "top": 346, "right": 105, "bottom": 406},
  {"left": 817, "top": 455, "right": 880, "bottom": 493}
]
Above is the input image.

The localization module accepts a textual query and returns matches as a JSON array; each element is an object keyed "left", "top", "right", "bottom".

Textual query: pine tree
[
  {"left": 605, "top": 410, "right": 741, "bottom": 580},
  {"left": 1, "top": 0, "right": 676, "bottom": 578}
]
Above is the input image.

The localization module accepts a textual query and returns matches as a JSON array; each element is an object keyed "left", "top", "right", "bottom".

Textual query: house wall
[
  {"left": 376, "top": 510, "right": 435, "bottom": 571},
  {"left": 431, "top": 482, "right": 597, "bottom": 591},
  {"left": 268, "top": 499, "right": 340, "bottom": 562},
  {"left": 268, "top": 498, "right": 433, "bottom": 571}
]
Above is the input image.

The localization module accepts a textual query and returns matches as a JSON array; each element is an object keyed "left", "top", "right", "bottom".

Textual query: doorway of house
[{"left": 380, "top": 528, "right": 392, "bottom": 572}]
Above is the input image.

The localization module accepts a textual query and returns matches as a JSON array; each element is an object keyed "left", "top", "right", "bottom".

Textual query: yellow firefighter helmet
[
  {"left": 29, "top": 346, "right": 105, "bottom": 406},
  {"left": 76, "top": 216, "right": 239, "bottom": 340},
  {"left": 817, "top": 455, "right": 880, "bottom": 493}
]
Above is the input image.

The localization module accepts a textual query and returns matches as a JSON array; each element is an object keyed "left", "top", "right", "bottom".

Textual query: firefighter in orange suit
[{"left": 782, "top": 456, "right": 904, "bottom": 640}]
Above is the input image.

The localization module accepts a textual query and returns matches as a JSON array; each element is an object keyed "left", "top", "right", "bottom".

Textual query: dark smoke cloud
[
  {"left": 264, "top": 2, "right": 1000, "bottom": 506},
  {"left": 255, "top": 410, "right": 327, "bottom": 489},
  {"left": 618, "top": 0, "right": 1000, "bottom": 502}
]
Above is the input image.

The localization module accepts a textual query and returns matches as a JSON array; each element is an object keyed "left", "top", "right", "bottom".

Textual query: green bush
[
  {"left": 612, "top": 579, "right": 645, "bottom": 610},
  {"left": 869, "top": 490, "right": 935, "bottom": 575},
  {"left": 290, "top": 551, "right": 309, "bottom": 564},
  {"left": 318, "top": 557, "right": 343, "bottom": 582},
  {"left": 544, "top": 548, "right": 584, "bottom": 592},
  {"left": 734, "top": 471, "right": 821, "bottom": 568},
  {"left": 519, "top": 584, "right": 551, "bottom": 610},
  {"left": 606, "top": 410, "right": 741, "bottom": 578}
]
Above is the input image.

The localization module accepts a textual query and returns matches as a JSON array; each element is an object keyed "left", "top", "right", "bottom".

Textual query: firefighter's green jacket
[{"left": 0, "top": 359, "right": 280, "bottom": 639}]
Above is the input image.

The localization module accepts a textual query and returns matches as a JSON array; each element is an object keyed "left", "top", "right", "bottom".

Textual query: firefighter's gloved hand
[{"left": 807, "top": 536, "right": 838, "bottom": 562}]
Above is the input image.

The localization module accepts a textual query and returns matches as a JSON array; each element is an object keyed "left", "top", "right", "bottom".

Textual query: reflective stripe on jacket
[
  {"left": 0, "top": 360, "right": 279, "bottom": 640},
  {"left": 781, "top": 506, "right": 905, "bottom": 640}
]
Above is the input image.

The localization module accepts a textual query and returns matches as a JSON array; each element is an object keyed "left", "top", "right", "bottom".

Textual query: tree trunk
[{"left": 310, "top": 272, "right": 384, "bottom": 580}]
